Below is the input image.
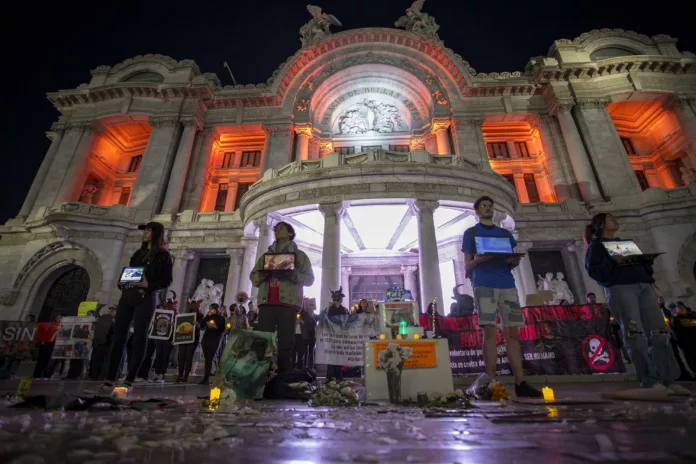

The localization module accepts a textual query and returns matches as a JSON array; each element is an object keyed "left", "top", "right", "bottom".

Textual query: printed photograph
[
  {"left": 214, "top": 330, "right": 276, "bottom": 400},
  {"left": 52, "top": 343, "right": 73, "bottom": 359},
  {"left": 57, "top": 324, "right": 73, "bottom": 340},
  {"left": 263, "top": 253, "right": 295, "bottom": 271},
  {"left": 71, "top": 324, "right": 92, "bottom": 340}
]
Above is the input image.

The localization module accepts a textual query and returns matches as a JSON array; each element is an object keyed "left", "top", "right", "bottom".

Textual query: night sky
[{"left": 0, "top": 0, "right": 692, "bottom": 224}]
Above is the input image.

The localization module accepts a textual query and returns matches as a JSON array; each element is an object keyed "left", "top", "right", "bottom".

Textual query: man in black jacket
[
  {"left": 90, "top": 307, "right": 115, "bottom": 381},
  {"left": 199, "top": 304, "right": 226, "bottom": 384}
]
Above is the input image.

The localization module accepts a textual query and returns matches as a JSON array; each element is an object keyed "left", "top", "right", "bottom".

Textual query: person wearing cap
[{"left": 88, "top": 222, "right": 173, "bottom": 394}]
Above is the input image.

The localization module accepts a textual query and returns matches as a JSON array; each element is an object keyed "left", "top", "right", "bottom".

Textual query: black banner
[{"left": 421, "top": 304, "right": 626, "bottom": 376}]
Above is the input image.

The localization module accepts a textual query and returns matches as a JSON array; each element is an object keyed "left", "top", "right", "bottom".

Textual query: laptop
[
  {"left": 119, "top": 266, "right": 144, "bottom": 284},
  {"left": 602, "top": 240, "right": 663, "bottom": 263},
  {"left": 474, "top": 236, "right": 525, "bottom": 258},
  {"left": 263, "top": 252, "right": 296, "bottom": 272}
]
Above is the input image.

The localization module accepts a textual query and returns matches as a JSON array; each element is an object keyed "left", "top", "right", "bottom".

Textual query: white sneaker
[
  {"left": 651, "top": 383, "right": 668, "bottom": 391},
  {"left": 667, "top": 384, "right": 691, "bottom": 396},
  {"left": 84, "top": 383, "right": 114, "bottom": 395}
]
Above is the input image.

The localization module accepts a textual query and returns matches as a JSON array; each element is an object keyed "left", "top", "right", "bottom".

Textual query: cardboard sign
[
  {"left": 77, "top": 301, "right": 99, "bottom": 317},
  {"left": 173, "top": 313, "right": 197, "bottom": 345},
  {"left": 148, "top": 309, "right": 175, "bottom": 340},
  {"left": 16, "top": 378, "right": 32, "bottom": 396},
  {"left": 51, "top": 316, "right": 94, "bottom": 359},
  {"left": 34, "top": 323, "right": 59, "bottom": 343},
  {"left": 372, "top": 341, "right": 438, "bottom": 369}
]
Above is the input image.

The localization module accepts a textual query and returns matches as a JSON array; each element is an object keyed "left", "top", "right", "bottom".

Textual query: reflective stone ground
[{"left": 1, "top": 380, "right": 695, "bottom": 463}]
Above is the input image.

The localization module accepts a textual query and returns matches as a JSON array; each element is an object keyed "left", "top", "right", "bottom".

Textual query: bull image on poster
[
  {"left": 148, "top": 309, "right": 175, "bottom": 340},
  {"left": 213, "top": 329, "right": 276, "bottom": 400}
]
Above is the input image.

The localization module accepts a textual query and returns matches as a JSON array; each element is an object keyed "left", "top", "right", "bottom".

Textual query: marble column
[
  {"left": 319, "top": 202, "right": 344, "bottom": 311},
  {"left": 239, "top": 237, "right": 259, "bottom": 299},
  {"left": 572, "top": 100, "right": 641, "bottom": 198},
  {"left": 341, "top": 266, "right": 352, "bottom": 308},
  {"left": 130, "top": 117, "right": 183, "bottom": 222},
  {"left": 512, "top": 173, "right": 530, "bottom": 203},
  {"left": 516, "top": 242, "right": 537, "bottom": 299},
  {"left": 431, "top": 119, "right": 451, "bottom": 155},
  {"left": 295, "top": 124, "right": 312, "bottom": 161},
  {"left": 223, "top": 248, "right": 245, "bottom": 307},
  {"left": 250, "top": 216, "right": 275, "bottom": 300},
  {"left": 170, "top": 249, "right": 195, "bottom": 305},
  {"left": 160, "top": 119, "right": 201, "bottom": 216},
  {"left": 401, "top": 264, "right": 419, "bottom": 305},
  {"left": 536, "top": 116, "right": 572, "bottom": 201},
  {"left": 665, "top": 95, "right": 696, "bottom": 169},
  {"left": 261, "top": 124, "right": 293, "bottom": 172},
  {"left": 561, "top": 245, "right": 585, "bottom": 304},
  {"left": 554, "top": 105, "right": 603, "bottom": 203},
  {"left": 54, "top": 123, "right": 98, "bottom": 206},
  {"left": 414, "top": 200, "right": 444, "bottom": 314},
  {"left": 512, "top": 267, "right": 528, "bottom": 307},
  {"left": 570, "top": 240, "right": 606, "bottom": 303},
  {"left": 184, "top": 129, "right": 217, "bottom": 211},
  {"left": 451, "top": 118, "right": 492, "bottom": 171},
  {"left": 16, "top": 127, "right": 64, "bottom": 220},
  {"left": 452, "top": 257, "right": 473, "bottom": 297}
]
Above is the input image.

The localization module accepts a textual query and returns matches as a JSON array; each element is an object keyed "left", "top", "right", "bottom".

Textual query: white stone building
[{"left": 1, "top": 8, "right": 696, "bottom": 320}]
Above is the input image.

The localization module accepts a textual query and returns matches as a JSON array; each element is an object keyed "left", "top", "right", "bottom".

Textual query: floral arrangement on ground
[
  {"left": 377, "top": 343, "right": 413, "bottom": 371},
  {"left": 309, "top": 381, "right": 362, "bottom": 407}
]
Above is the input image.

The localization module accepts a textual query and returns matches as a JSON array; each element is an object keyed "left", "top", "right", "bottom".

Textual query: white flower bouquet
[{"left": 378, "top": 343, "right": 413, "bottom": 372}]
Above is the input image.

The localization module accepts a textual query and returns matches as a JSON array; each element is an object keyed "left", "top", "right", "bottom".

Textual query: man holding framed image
[{"left": 250, "top": 221, "right": 315, "bottom": 373}]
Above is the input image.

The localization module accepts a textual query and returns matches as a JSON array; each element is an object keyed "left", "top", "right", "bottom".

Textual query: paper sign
[
  {"left": 16, "top": 378, "right": 32, "bottom": 396},
  {"left": 51, "top": 316, "right": 94, "bottom": 359},
  {"left": 34, "top": 323, "right": 59, "bottom": 343},
  {"left": 173, "top": 313, "right": 197, "bottom": 345},
  {"left": 148, "top": 309, "right": 175, "bottom": 340},
  {"left": 372, "top": 341, "right": 437, "bottom": 369},
  {"left": 77, "top": 301, "right": 99, "bottom": 317}
]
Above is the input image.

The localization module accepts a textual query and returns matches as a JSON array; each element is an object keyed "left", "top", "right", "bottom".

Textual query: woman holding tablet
[
  {"left": 584, "top": 213, "right": 688, "bottom": 395},
  {"left": 89, "top": 222, "right": 173, "bottom": 394}
]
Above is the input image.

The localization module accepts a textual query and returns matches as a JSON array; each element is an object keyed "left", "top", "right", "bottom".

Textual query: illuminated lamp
[
  {"left": 542, "top": 386, "right": 555, "bottom": 401},
  {"left": 379, "top": 334, "right": 386, "bottom": 340},
  {"left": 413, "top": 334, "right": 420, "bottom": 340}
]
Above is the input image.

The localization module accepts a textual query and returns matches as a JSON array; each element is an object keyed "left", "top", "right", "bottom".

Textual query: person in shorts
[{"left": 462, "top": 196, "right": 543, "bottom": 398}]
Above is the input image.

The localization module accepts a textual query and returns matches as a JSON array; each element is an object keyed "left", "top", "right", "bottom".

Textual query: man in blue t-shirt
[{"left": 461, "top": 196, "right": 542, "bottom": 398}]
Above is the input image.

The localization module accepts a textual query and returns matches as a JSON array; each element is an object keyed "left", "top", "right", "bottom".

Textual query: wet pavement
[{"left": 0, "top": 379, "right": 695, "bottom": 463}]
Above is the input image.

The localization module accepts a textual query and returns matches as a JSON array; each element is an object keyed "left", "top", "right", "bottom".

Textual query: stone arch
[
  {"left": 92, "top": 54, "right": 201, "bottom": 87},
  {"left": 121, "top": 71, "right": 165, "bottom": 83},
  {"left": 572, "top": 29, "right": 658, "bottom": 56},
  {"left": 269, "top": 28, "right": 475, "bottom": 112},
  {"left": 677, "top": 231, "right": 696, "bottom": 297},
  {"left": 1, "top": 241, "right": 104, "bottom": 320}
]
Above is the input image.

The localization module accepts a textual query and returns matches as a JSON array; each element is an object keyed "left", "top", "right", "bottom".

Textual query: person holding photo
[
  {"left": 584, "top": 213, "right": 688, "bottom": 395},
  {"left": 250, "top": 222, "right": 314, "bottom": 373},
  {"left": 88, "top": 222, "right": 173, "bottom": 394}
]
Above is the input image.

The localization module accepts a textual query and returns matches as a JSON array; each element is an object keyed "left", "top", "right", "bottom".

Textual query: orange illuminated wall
[
  {"left": 200, "top": 125, "right": 266, "bottom": 213},
  {"left": 76, "top": 120, "right": 151, "bottom": 206},
  {"left": 609, "top": 100, "right": 688, "bottom": 190},
  {"left": 481, "top": 120, "right": 556, "bottom": 203}
]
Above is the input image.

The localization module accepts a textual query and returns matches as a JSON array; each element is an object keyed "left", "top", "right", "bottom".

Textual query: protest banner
[
  {"left": 421, "top": 304, "right": 626, "bottom": 376},
  {"left": 372, "top": 341, "right": 437, "bottom": 369},
  {"left": 34, "top": 323, "right": 58, "bottom": 343},
  {"left": 51, "top": 316, "right": 94, "bottom": 360},
  {"left": 148, "top": 309, "right": 175, "bottom": 340},
  {"left": 0, "top": 322, "right": 37, "bottom": 361},
  {"left": 213, "top": 329, "right": 276, "bottom": 400},
  {"left": 77, "top": 301, "right": 99, "bottom": 317},
  {"left": 173, "top": 313, "right": 197, "bottom": 345},
  {"left": 315, "top": 313, "right": 380, "bottom": 366}
]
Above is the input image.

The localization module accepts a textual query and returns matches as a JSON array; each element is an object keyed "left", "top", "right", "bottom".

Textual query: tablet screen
[
  {"left": 120, "top": 266, "right": 145, "bottom": 283},
  {"left": 263, "top": 253, "right": 296, "bottom": 271},
  {"left": 475, "top": 236, "right": 514, "bottom": 254},
  {"left": 602, "top": 240, "right": 643, "bottom": 257}
]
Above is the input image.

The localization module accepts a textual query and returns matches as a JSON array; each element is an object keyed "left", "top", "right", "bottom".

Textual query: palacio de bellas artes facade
[{"left": 2, "top": 3, "right": 696, "bottom": 323}]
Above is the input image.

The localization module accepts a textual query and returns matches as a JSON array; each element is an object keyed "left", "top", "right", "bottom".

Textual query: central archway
[{"left": 36, "top": 266, "right": 91, "bottom": 322}]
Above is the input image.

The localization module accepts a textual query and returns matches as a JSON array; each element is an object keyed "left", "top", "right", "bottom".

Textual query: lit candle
[
  {"left": 542, "top": 386, "right": 555, "bottom": 401},
  {"left": 226, "top": 322, "right": 231, "bottom": 329},
  {"left": 296, "top": 313, "right": 300, "bottom": 319},
  {"left": 379, "top": 333, "right": 386, "bottom": 340},
  {"left": 210, "top": 387, "right": 221, "bottom": 402},
  {"left": 112, "top": 387, "right": 128, "bottom": 400},
  {"left": 413, "top": 333, "right": 420, "bottom": 340}
]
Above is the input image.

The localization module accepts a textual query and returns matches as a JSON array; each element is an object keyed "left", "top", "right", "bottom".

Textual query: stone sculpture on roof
[
  {"left": 394, "top": 0, "right": 440, "bottom": 42},
  {"left": 300, "top": 4, "right": 342, "bottom": 47}
]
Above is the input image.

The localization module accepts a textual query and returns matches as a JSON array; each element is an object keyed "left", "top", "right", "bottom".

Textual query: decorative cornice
[
  {"left": 180, "top": 117, "right": 203, "bottom": 131},
  {"left": 410, "top": 137, "right": 426, "bottom": 150},
  {"left": 294, "top": 123, "right": 313, "bottom": 137},
  {"left": 263, "top": 124, "right": 293, "bottom": 135},
  {"left": 452, "top": 118, "right": 484, "bottom": 128},
  {"left": 318, "top": 202, "right": 345, "bottom": 219},
  {"left": 149, "top": 116, "right": 179, "bottom": 128},
  {"left": 413, "top": 199, "right": 439, "bottom": 215},
  {"left": 572, "top": 28, "right": 652, "bottom": 46},
  {"left": 575, "top": 98, "right": 611, "bottom": 109},
  {"left": 430, "top": 118, "right": 451, "bottom": 134},
  {"left": 100, "top": 54, "right": 201, "bottom": 75}
]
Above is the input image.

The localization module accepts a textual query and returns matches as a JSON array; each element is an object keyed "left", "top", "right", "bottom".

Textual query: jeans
[
  {"left": 89, "top": 343, "right": 110, "bottom": 381},
  {"left": 105, "top": 289, "right": 157, "bottom": 383},
  {"left": 201, "top": 334, "right": 222, "bottom": 380},
  {"left": 257, "top": 305, "right": 297, "bottom": 373},
  {"left": 178, "top": 343, "right": 197, "bottom": 380},
  {"left": 154, "top": 340, "right": 173, "bottom": 376},
  {"left": 605, "top": 283, "right": 680, "bottom": 387}
]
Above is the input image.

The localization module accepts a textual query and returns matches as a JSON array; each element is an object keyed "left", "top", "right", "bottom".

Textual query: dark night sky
[{"left": 0, "top": 0, "right": 691, "bottom": 224}]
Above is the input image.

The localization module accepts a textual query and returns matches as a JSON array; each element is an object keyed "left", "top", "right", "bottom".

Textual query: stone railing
[
  {"left": 176, "top": 209, "right": 242, "bottom": 224},
  {"left": 40, "top": 202, "right": 136, "bottom": 221},
  {"left": 258, "top": 149, "right": 480, "bottom": 183}
]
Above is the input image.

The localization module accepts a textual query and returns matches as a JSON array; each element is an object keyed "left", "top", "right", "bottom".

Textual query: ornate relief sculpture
[
  {"left": 680, "top": 166, "right": 696, "bottom": 186},
  {"left": 337, "top": 99, "right": 404, "bottom": 134},
  {"left": 394, "top": 0, "right": 440, "bottom": 42},
  {"left": 536, "top": 272, "right": 574, "bottom": 304},
  {"left": 78, "top": 185, "right": 98, "bottom": 204},
  {"left": 300, "top": 5, "right": 342, "bottom": 47}
]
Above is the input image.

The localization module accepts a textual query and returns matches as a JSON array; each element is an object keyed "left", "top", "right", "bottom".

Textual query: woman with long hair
[
  {"left": 89, "top": 222, "right": 173, "bottom": 393},
  {"left": 584, "top": 213, "right": 687, "bottom": 395}
]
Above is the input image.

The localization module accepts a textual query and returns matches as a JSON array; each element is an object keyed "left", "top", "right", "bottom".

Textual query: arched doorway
[{"left": 37, "top": 267, "right": 91, "bottom": 322}]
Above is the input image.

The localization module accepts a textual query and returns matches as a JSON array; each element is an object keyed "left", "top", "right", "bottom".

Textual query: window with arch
[
  {"left": 590, "top": 47, "right": 639, "bottom": 61},
  {"left": 121, "top": 71, "right": 165, "bottom": 83}
]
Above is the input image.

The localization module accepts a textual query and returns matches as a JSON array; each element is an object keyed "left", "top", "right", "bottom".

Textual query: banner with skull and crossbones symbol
[{"left": 581, "top": 335, "right": 615, "bottom": 371}]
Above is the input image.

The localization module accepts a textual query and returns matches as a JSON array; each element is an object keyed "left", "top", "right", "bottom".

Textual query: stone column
[
  {"left": 160, "top": 119, "right": 201, "bottom": 216},
  {"left": 261, "top": 124, "right": 293, "bottom": 172},
  {"left": 401, "top": 264, "right": 419, "bottom": 305},
  {"left": 170, "top": 249, "right": 195, "bottom": 305},
  {"left": 517, "top": 242, "right": 537, "bottom": 298},
  {"left": 554, "top": 104, "right": 604, "bottom": 203},
  {"left": 341, "top": 266, "right": 352, "bottom": 308},
  {"left": 130, "top": 117, "right": 183, "bottom": 222},
  {"left": 250, "top": 216, "right": 275, "bottom": 300},
  {"left": 319, "top": 202, "right": 344, "bottom": 311},
  {"left": 223, "top": 248, "right": 245, "bottom": 307},
  {"left": 451, "top": 118, "right": 492, "bottom": 171},
  {"left": 452, "top": 257, "right": 473, "bottom": 297},
  {"left": 561, "top": 245, "right": 585, "bottom": 304},
  {"left": 570, "top": 240, "right": 605, "bottom": 303},
  {"left": 295, "top": 124, "right": 312, "bottom": 161},
  {"left": 536, "top": 116, "right": 572, "bottom": 201},
  {"left": 431, "top": 119, "right": 452, "bottom": 155},
  {"left": 512, "top": 267, "right": 528, "bottom": 307},
  {"left": 54, "top": 123, "right": 98, "bottom": 205},
  {"left": 16, "top": 126, "right": 64, "bottom": 220},
  {"left": 318, "top": 140, "right": 333, "bottom": 158},
  {"left": 512, "top": 173, "right": 530, "bottom": 203},
  {"left": 413, "top": 200, "right": 444, "bottom": 313},
  {"left": 239, "top": 237, "right": 259, "bottom": 299},
  {"left": 506, "top": 140, "right": 518, "bottom": 158},
  {"left": 665, "top": 95, "right": 696, "bottom": 169},
  {"left": 184, "top": 129, "right": 217, "bottom": 211},
  {"left": 572, "top": 99, "right": 641, "bottom": 199}
]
